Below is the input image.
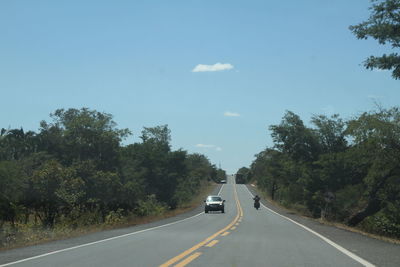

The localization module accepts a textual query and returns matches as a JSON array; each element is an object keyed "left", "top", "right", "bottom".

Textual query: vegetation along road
[{"left": 1, "top": 175, "right": 398, "bottom": 266}]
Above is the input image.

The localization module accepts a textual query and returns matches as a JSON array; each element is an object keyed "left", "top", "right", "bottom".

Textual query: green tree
[
  {"left": 235, "top": 167, "right": 250, "bottom": 184},
  {"left": 349, "top": 0, "right": 400, "bottom": 79},
  {"left": 118, "top": 144, "right": 146, "bottom": 210},
  {"left": 0, "top": 128, "right": 38, "bottom": 161},
  {"left": 89, "top": 171, "right": 122, "bottom": 219},
  {"left": 311, "top": 114, "right": 347, "bottom": 154},
  {"left": 270, "top": 111, "right": 321, "bottom": 162},
  {"left": 346, "top": 107, "right": 400, "bottom": 227},
  {"left": 0, "top": 161, "right": 24, "bottom": 226},
  {"left": 185, "top": 153, "right": 214, "bottom": 182},
  {"left": 41, "top": 108, "right": 131, "bottom": 170},
  {"left": 215, "top": 168, "right": 227, "bottom": 183},
  {"left": 30, "top": 160, "right": 77, "bottom": 227},
  {"left": 251, "top": 149, "right": 287, "bottom": 200}
]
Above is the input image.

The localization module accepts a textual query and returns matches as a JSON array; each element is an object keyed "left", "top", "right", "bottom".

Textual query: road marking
[
  {"left": 0, "top": 212, "right": 207, "bottom": 267},
  {"left": 243, "top": 185, "right": 375, "bottom": 267},
  {"left": 235, "top": 223, "right": 240, "bottom": 226},
  {"left": 0, "top": 184, "right": 227, "bottom": 267},
  {"left": 217, "top": 184, "right": 224, "bottom": 196},
  {"left": 230, "top": 226, "right": 236, "bottom": 230},
  {"left": 159, "top": 184, "right": 242, "bottom": 267},
  {"left": 205, "top": 240, "right": 219, "bottom": 247},
  {"left": 221, "top": 231, "right": 230, "bottom": 236},
  {"left": 174, "top": 252, "right": 202, "bottom": 267}
]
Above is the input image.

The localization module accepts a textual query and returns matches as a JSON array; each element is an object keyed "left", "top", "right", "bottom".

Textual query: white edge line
[
  {"left": 1, "top": 183, "right": 227, "bottom": 266},
  {"left": 217, "top": 183, "right": 224, "bottom": 196},
  {"left": 243, "top": 185, "right": 375, "bottom": 267},
  {"left": 0, "top": 212, "right": 206, "bottom": 266}
]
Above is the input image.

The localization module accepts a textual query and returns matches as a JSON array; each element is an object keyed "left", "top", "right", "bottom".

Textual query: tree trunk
[
  {"left": 271, "top": 181, "right": 277, "bottom": 200},
  {"left": 347, "top": 197, "right": 381, "bottom": 226},
  {"left": 348, "top": 169, "right": 394, "bottom": 227}
]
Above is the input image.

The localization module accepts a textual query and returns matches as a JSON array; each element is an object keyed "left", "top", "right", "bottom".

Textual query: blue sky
[{"left": 1, "top": 0, "right": 399, "bottom": 174}]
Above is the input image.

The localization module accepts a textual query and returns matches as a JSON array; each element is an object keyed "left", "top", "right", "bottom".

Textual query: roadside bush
[
  {"left": 332, "top": 184, "right": 365, "bottom": 221},
  {"left": 136, "top": 195, "right": 167, "bottom": 217},
  {"left": 105, "top": 209, "right": 125, "bottom": 225},
  {"left": 360, "top": 212, "right": 400, "bottom": 238}
]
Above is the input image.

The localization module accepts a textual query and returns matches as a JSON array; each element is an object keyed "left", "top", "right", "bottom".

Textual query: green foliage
[
  {"left": 30, "top": 160, "right": 80, "bottom": 227},
  {"left": 235, "top": 167, "right": 250, "bottom": 184},
  {"left": 105, "top": 209, "right": 125, "bottom": 225},
  {"left": 270, "top": 111, "right": 321, "bottom": 162},
  {"left": 349, "top": 0, "right": 400, "bottom": 79},
  {"left": 40, "top": 108, "right": 131, "bottom": 170},
  {"left": 0, "top": 107, "right": 220, "bottom": 242},
  {"left": 0, "top": 161, "right": 24, "bottom": 225},
  {"left": 361, "top": 211, "right": 400, "bottom": 237},
  {"left": 249, "top": 109, "right": 400, "bottom": 238},
  {"left": 136, "top": 195, "right": 167, "bottom": 216},
  {"left": 215, "top": 168, "right": 227, "bottom": 183}
]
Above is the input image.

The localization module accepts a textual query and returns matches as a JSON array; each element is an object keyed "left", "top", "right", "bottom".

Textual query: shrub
[
  {"left": 135, "top": 195, "right": 167, "bottom": 216},
  {"left": 105, "top": 209, "right": 125, "bottom": 225}
]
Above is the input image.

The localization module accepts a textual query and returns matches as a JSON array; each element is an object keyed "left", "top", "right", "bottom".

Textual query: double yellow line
[{"left": 159, "top": 184, "right": 243, "bottom": 267}]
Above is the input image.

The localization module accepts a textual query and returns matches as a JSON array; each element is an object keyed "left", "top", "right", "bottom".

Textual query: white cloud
[
  {"left": 195, "top": 144, "right": 222, "bottom": 152},
  {"left": 192, "top": 63, "right": 234, "bottom": 72},
  {"left": 224, "top": 111, "right": 240, "bottom": 117},
  {"left": 196, "top": 144, "right": 215, "bottom": 148}
]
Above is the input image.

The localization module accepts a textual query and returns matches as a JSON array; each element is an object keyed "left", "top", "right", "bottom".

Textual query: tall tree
[
  {"left": 30, "top": 160, "right": 78, "bottom": 227},
  {"left": 0, "top": 128, "right": 38, "bottom": 161},
  {"left": 41, "top": 108, "right": 131, "bottom": 170},
  {"left": 311, "top": 114, "right": 347, "bottom": 154},
  {"left": 346, "top": 107, "right": 400, "bottom": 226},
  {"left": 349, "top": 0, "right": 400, "bottom": 79},
  {"left": 235, "top": 167, "right": 250, "bottom": 184},
  {"left": 0, "top": 161, "right": 24, "bottom": 226},
  {"left": 270, "top": 111, "right": 321, "bottom": 162}
]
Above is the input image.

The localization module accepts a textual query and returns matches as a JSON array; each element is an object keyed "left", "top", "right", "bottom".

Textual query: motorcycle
[{"left": 254, "top": 200, "right": 260, "bottom": 210}]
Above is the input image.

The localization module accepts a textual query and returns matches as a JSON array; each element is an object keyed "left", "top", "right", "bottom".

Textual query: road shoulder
[
  {"left": 245, "top": 184, "right": 400, "bottom": 267},
  {"left": 0, "top": 185, "right": 222, "bottom": 265}
]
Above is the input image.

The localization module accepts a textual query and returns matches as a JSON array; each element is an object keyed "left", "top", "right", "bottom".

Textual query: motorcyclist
[{"left": 253, "top": 195, "right": 260, "bottom": 209}]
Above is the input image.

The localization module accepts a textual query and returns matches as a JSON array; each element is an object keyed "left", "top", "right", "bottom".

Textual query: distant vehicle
[
  {"left": 204, "top": 195, "right": 225, "bottom": 213},
  {"left": 235, "top": 174, "right": 245, "bottom": 184},
  {"left": 220, "top": 179, "right": 226, "bottom": 184}
]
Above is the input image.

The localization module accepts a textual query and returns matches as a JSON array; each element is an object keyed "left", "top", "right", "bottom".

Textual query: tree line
[
  {"left": 0, "top": 108, "right": 225, "bottom": 231},
  {"left": 239, "top": 107, "right": 400, "bottom": 238}
]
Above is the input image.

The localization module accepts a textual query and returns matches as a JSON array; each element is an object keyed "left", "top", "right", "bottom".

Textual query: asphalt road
[{"left": 0, "top": 175, "right": 397, "bottom": 266}]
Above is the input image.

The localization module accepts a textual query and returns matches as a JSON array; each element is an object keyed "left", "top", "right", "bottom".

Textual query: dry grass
[{"left": 0, "top": 182, "right": 218, "bottom": 251}]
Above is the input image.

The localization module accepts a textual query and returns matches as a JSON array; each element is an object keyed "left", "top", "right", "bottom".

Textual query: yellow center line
[
  {"left": 174, "top": 252, "right": 202, "bottom": 267},
  {"left": 235, "top": 223, "right": 240, "bottom": 226},
  {"left": 230, "top": 226, "right": 236, "bottom": 230},
  {"left": 159, "top": 184, "right": 242, "bottom": 267},
  {"left": 221, "top": 231, "right": 230, "bottom": 236},
  {"left": 205, "top": 240, "right": 219, "bottom": 247}
]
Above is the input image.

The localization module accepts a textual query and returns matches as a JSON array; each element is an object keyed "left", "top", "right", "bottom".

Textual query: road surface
[{"left": 0, "top": 176, "right": 397, "bottom": 266}]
